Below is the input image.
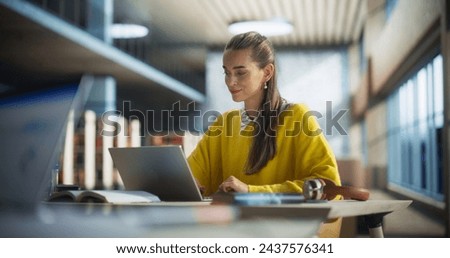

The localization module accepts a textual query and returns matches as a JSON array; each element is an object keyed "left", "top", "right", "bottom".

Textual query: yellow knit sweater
[{"left": 187, "top": 103, "right": 341, "bottom": 197}]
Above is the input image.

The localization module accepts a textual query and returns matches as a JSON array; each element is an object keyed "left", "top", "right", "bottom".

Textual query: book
[
  {"left": 47, "top": 190, "right": 161, "bottom": 204},
  {"left": 211, "top": 192, "right": 310, "bottom": 206}
]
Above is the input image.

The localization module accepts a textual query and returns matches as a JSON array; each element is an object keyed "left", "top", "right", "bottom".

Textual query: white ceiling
[{"left": 117, "top": 0, "right": 367, "bottom": 47}]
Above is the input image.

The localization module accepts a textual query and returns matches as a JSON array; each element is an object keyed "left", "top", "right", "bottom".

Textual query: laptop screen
[
  {"left": 0, "top": 76, "right": 92, "bottom": 209},
  {"left": 109, "top": 145, "right": 204, "bottom": 202}
]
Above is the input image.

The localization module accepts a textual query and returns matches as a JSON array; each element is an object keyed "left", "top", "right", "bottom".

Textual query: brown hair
[{"left": 224, "top": 31, "right": 284, "bottom": 174}]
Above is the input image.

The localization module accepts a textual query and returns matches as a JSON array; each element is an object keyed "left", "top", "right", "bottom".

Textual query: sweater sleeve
[
  {"left": 187, "top": 135, "right": 211, "bottom": 193},
  {"left": 186, "top": 114, "right": 225, "bottom": 196}
]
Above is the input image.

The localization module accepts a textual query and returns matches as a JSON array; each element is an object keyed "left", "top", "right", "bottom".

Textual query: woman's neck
[
  {"left": 244, "top": 94, "right": 264, "bottom": 117},
  {"left": 244, "top": 104, "right": 260, "bottom": 118}
]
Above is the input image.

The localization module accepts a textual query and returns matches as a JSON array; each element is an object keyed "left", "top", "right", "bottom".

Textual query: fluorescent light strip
[
  {"left": 228, "top": 19, "right": 293, "bottom": 37},
  {"left": 110, "top": 23, "right": 149, "bottom": 39}
]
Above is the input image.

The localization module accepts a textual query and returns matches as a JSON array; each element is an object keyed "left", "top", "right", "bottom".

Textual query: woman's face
[{"left": 222, "top": 49, "right": 267, "bottom": 108}]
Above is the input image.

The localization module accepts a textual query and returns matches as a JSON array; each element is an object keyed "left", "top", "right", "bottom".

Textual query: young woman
[{"left": 187, "top": 31, "right": 342, "bottom": 237}]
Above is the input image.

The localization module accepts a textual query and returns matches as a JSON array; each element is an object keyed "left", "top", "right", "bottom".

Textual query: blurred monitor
[{"left": 0, "top": 75, "right": 93, "bottom": 209}]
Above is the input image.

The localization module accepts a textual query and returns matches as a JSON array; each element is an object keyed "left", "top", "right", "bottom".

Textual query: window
[
  {"left": 387, "top": 54, "right": 444, "bottom": 201},
  {"left": 358, "top": 33, "right": 367, "bottom": 74},
  {"left": 361, "top": 119, "right": 368, "bottom": 167},
  {"left": 385, "top": 0, "right": 398, "bottom": 21}
]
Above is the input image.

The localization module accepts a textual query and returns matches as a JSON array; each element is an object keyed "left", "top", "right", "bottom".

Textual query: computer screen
[{"left": 0, "top": 75, "right": 92, "bottom": 209}]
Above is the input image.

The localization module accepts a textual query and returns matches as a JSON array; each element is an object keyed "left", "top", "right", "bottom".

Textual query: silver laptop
[{"left": 109, "top": 145, "right": 206, "bottom": 202}]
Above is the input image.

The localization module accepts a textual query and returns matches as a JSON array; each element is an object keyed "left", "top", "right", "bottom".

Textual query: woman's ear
[{"left": 264, "top": 63, "right": 275, "bottom": 81}]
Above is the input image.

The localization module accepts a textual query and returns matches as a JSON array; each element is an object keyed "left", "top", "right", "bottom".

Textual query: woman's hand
[
  {"left": 219, "top": 176, "right": 249, "bottom": 193},
  {"left": 194, "top": 177, "right": 206, "bottom": 195}
]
